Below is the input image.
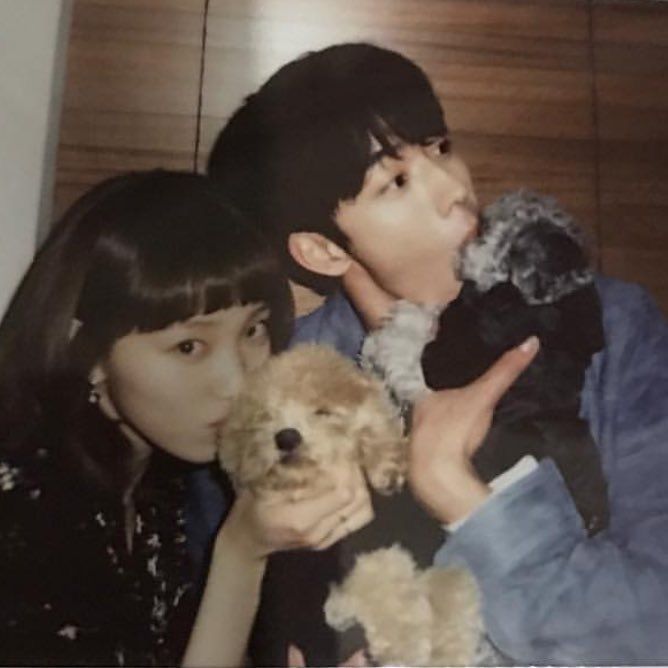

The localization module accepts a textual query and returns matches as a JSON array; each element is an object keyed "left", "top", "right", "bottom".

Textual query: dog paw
[{"left": 367, "top": 465, "right": 405, "bottom": 495}]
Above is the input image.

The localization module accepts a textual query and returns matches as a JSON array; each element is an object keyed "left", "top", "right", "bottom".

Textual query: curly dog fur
[
  {"left": 219, "top": 344, "right": 481, "bottom": 666},
  {"left": 219, "top": 344, "right": 406, "bottom": 497},
  {"left": 326, "top": 547, "right": 481, "bottom": 666},
  {"left": 362, "top": 190, "right": 610, "bottom": 536}
]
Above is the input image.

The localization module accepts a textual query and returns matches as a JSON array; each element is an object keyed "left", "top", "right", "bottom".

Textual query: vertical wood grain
[
  {"left": 593, "top": 1, "right": 668, "bottom": 313},
  {"left": 53, "top": 0, "right": 205, "bottom": 219}
]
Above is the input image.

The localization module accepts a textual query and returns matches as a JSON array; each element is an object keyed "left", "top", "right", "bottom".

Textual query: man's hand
[
  {"left": 342, "top": 259, "right": 396, "bottom": 330},
  {"left": 409, "top": 336, "right": 540, "bottom": 524}
]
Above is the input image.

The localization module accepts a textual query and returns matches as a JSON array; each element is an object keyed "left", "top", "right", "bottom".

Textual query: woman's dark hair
[
  {"left": 0, "top": 170, "right": 294, "bottom": 494},
  {"left": 207, "top": 42, "right": 447, "bottom": 294}
]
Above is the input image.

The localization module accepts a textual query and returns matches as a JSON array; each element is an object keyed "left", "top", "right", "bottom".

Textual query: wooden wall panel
[
  {"left": 593, "top": 1, "right": 668, "bottom": 312},
  {"left": 53, "top": 0, "right": 204, "bottom": 220},
  {"left": 53, "top": 0, "right": 667, "bottom": 315}
]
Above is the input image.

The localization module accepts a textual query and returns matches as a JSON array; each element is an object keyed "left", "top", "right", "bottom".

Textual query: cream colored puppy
[{"left": 218, "top": 343, "right": 406, "bottom": 499}]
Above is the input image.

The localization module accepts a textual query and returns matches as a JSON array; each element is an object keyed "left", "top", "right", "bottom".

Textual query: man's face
[{"left": 335, "top": 136, "right": 478, "bottom": 306}]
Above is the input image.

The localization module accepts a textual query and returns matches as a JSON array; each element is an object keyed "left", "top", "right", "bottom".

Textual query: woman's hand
[
  {"left": 409, "top": 336, "right": 539, "bottom": 524},
  {"left": 184, "top": 466, "right": 373, "bottom": 667},
  {"left": 288, "top": 644, "right": 368, "bottom": 667},
  {"left": 218, "top": 464, "right": 374, "bottom": 561}
]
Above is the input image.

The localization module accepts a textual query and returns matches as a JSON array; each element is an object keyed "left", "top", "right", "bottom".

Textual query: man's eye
[
  {"left": 381, "top": 173, "right": 407, "bottom": 194},
  {"left": 175, "top": 339, "right": 204, "bottom": 356},
  {"left": 246, "top": 320, "right": 269, "bottom": 341},
  {"left": 434, "top": 137, "right": 451, "bottom": 155}
]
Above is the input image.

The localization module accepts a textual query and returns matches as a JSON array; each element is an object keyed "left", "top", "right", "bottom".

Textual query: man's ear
[{"left": 288, "top": 232, "right": 352, "bottom": 277}]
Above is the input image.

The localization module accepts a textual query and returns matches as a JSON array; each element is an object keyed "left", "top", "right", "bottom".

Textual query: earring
[{"left": 88, "top": 385, "right": 101, "bottom": 405}]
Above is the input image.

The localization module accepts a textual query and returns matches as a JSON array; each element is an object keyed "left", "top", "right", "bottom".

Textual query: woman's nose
[{"left": 210, "top": 349, "right": 245, "bottom": 400}]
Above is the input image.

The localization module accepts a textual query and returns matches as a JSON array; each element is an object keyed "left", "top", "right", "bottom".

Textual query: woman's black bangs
[
  {"left": 128, "top": 275, "right": 238, "bottom": 334},
  {"left": 128, "top": 243, "right": 282, "bottom": 334}
]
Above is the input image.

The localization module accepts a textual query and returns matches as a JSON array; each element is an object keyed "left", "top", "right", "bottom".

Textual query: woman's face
[{"left": 92, "top": 303, "right": 272, "bottom": 463}]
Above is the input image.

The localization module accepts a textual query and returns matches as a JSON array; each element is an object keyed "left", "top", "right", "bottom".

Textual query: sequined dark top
[{"left": 0, "top": 445, "right": 197, "bottom": 666}]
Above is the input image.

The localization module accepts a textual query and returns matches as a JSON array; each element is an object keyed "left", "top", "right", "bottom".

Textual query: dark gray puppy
[{"left": 363, "top": 190, "right": 609, "bottom": 536}]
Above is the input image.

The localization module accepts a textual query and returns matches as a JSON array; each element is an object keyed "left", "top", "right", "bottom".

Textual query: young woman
[{"left": 0, "top": 171, "right": 371, "bottom": 666}]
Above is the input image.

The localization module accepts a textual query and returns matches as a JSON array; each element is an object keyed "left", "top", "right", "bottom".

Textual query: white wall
[{"left": 0, "top": 0, "right": 71, "bottom": 316}]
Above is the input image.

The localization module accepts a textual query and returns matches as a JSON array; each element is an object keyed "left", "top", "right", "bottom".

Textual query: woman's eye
[
  {"left": 175, "top": 339, "right": 204, "bottom": 356},
  {"left": 394, "top": 173, "right": 407, "bottom": 188},
  {"left": 246, "top": 320, "right": 269, "bottom": 341}
]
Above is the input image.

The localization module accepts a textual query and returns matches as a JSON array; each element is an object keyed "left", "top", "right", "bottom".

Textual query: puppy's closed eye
[{"left": 314, "top": 407, "right": 348, "bottom": 419}]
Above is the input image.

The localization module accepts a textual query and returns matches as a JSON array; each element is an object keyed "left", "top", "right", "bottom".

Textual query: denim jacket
[{"left": 188, "top": 276, "right": 668, "bottom": 665}]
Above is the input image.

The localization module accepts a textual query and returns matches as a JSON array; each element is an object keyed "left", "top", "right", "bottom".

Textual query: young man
[{"left": 202, "top": 43, "right": 668, "bottom": 664}]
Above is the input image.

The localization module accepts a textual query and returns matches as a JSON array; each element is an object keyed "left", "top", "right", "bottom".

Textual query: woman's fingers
[
  {"left": 313, "top": 496, "right": 374, "bottom": 550},
  {"left": 287, "top": 645, "right": 369, "bottom": 667},
  {"left": 252, "top": 465, "right": 373, "bottom": 551},
  {"left": 342, "top": 649, "right": 370, "bottom": 666},
  {"left": 301, "top": 468, "right": 373, "bottom": 549}
]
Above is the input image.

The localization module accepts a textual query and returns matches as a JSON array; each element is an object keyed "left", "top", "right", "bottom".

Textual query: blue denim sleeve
[
  {"left": 434, "top": 277, "right": 668, "bottom": 665},
  {"left": 186, "top": 292, "right": 366, "bottom": 572},
  {"left": 290, "top": 290, "right": 366, "bottom": 359}
]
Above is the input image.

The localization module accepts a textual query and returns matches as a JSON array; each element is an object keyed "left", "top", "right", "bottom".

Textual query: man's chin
[{"left": 394, "top": 280, "right": 462, "bottom": 308}]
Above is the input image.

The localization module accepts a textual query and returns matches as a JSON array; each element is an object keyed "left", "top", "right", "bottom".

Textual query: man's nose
[{"left": 423, "top": 157, "right": 469, "bottom": 217}]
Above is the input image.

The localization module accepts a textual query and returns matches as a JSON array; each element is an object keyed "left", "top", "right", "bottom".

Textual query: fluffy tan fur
[
  {"left": 325, "top": 546, "right": 481, "bottom": 666},
  {"left": 218, "top": 344, "right": 406, "bottom": 496}
]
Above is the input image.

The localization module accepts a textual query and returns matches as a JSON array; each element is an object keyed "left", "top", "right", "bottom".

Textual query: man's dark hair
[{"left": 208, "top": 42, "right": 447, "bottom": 294}]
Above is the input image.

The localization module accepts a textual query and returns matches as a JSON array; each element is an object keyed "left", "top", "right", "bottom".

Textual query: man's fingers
[
  {"left": 287, "top": 644, "right": 306, "bottom": 667},
  {"left": 472, "top": 336, "right": 539, "bottom": 408}
]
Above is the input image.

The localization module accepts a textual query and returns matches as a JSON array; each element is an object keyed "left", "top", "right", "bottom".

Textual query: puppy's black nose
[{"left": 274, "top": 428, "right": 302, "bottom": 453}]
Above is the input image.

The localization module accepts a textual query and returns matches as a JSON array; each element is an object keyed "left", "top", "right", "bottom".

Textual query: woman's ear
[
  {"left": 288, "top": 232, "right": 352, "bottom": 277},
  {"left": 88, "top": 364, "right": 121, "bottom": 422},
  {"left": 89, "top": 364, "right": 107, "bottom": 387}
]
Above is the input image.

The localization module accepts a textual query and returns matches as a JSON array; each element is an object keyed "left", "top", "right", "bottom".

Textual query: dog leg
[{"left": 424, "top": 566, "right": 482, "bottom": 666}]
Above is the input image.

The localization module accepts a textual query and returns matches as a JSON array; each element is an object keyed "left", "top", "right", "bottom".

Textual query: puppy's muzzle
[{"left": 274, "top": 428, "right": 303, "bottom": 460}]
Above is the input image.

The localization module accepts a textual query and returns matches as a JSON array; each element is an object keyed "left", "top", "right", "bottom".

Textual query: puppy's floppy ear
[
  {"left": 288, "top": 232, "right": 352, "bottom": 277},
  {"left": 355, "top": 382, "right": 407, "bottom": 494},
  {"left": 217, "top": 395, "right": 266, "bottom": 489}
]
